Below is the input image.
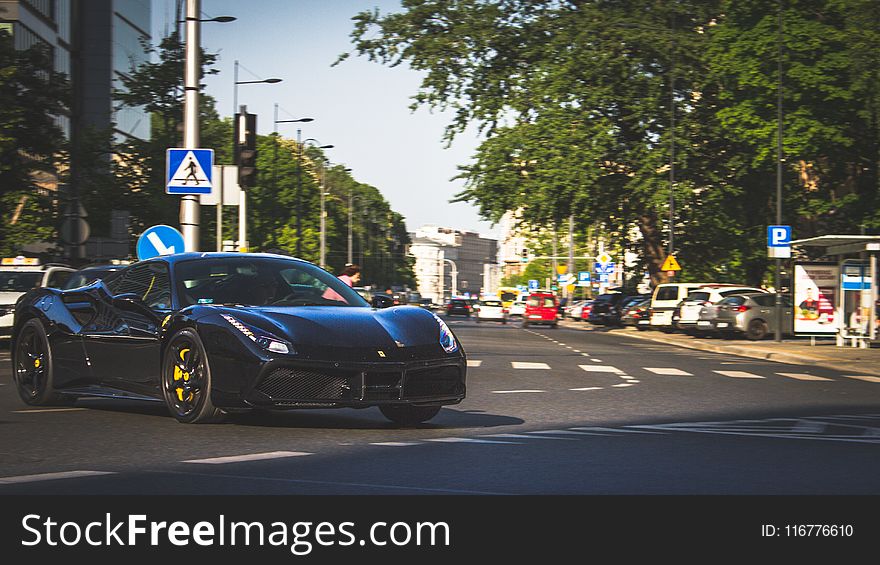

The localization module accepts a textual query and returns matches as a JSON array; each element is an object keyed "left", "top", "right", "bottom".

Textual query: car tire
[
  {"left": 746, "top": 319, "right": 769, "bottom": 341},
  {"left": 12, "top": 318, "right": 73, "bottom": 406},
  {"left": 522, "top": 321, "right": 529, "bottom": 328},
  {"left": 162, "top": 327, "right": 224, "bottom": 424},
  {"left": 379, "top": 405, "right": 441, "bottom": 426}
]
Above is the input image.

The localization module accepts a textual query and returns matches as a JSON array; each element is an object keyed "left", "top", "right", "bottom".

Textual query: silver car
[{"left": 707, "top": 293, "right": 793, "bottom": 340}]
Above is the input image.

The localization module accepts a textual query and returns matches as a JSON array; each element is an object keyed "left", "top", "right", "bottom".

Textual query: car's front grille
[
  {"left": 363, "top": 371, "right": 402, "bottom": 401},
  {"left": 256, "top": 368, "right": 350, "bottom": 401},
  {"left": 403, "top": 366, "right": 463, "bottom": 399}
]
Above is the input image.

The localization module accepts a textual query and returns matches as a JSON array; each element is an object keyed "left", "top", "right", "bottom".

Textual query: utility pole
[{"left": 180, "top": 0, "right": 200, "bottom": 251}]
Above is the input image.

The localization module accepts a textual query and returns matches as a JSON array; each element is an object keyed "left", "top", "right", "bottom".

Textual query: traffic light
[{"left": 234, "top": 110, "right": 258, "bottom": 188}]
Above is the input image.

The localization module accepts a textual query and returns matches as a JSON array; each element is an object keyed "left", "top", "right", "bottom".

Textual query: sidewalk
[{"left": 560, "top": 320, "right": 880, "bottom": 377}]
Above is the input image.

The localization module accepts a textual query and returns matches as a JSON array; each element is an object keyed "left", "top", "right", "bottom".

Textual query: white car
[
  {"left": 677, "top": 285, "right": 767, "bottom": 333},
  {"left": 1, "top": 257, "right": 75, "bottom": 337},
  {"left": 476, "top": 299, "right": 508, "bottom": 323},
  {"left": 508, "top": 295, "right": 528, "bottom": 317}
]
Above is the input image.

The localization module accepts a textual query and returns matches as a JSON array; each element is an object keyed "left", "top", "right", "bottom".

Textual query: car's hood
[
  {"left": 218, "top": 305, "right": 442, "bottom": 349},
  {"left": 0, "top": 291, "right": 25, "bottom": 306}
]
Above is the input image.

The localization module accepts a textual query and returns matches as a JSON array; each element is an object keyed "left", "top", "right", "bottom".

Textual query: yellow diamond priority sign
[{"left": 661, "top": 254, "right": 681, "bottom": 272}]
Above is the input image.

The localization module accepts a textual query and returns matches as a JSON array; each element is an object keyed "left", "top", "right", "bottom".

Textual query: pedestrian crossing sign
[
  {"left": 661, "top": 254, "right": 681, "bottom": 271},
  {"left": 166, "top": 148, "right": 214, "bottom": 195}
]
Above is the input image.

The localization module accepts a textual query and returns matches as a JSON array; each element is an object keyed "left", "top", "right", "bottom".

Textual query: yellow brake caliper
[{"left": 173, "top": 348, "right": 193, "bottom": 402}]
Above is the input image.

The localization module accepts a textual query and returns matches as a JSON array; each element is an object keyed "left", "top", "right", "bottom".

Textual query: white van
[{"left": 649, "top": 282, "right": 716, "bottom": 330}]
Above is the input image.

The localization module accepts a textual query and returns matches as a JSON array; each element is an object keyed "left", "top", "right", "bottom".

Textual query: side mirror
[{"left": 372, "top": 295, "right": 394, "bottom": 309}]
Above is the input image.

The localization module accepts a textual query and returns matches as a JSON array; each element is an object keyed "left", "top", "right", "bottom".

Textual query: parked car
[
  {"left": 475, "top": 299, "right": 508, "bottom": 323},
  {"left": 648, "top": 282, "right": 723, "bottom": 331},
  {"left": 709, "top": 292, "right": 794, "bottom": 340},
  {"left": 567, "top": 300, "right": 589, "bottom": 320},
  {"left": 446, "top": 298, "right": 473, "bottom": 318},
  {"left": 674, "top": 285, "right": 767, "bottom": 334},
  {"left": 587, "top": 292, "right": 632, "bottom": 325},
  {"left": 523, "top": 292, "right": 559, "bottom": 328},
  {"left": 621, "top": 297, "right": 652, "bottom": 329},
  {"left": 508, "top": 294, "right": 528, "bottom": 317},
  {"left": 579, "top": 300, "right": 596, "bottom": 322},
  {"left": 1, "top": 257, "right": 75, "bottom": 337}
]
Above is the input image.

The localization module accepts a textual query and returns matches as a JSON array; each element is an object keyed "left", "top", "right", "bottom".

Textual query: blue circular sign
[{"left": 137, "top": 225, "right": 186, "bottom": 260}]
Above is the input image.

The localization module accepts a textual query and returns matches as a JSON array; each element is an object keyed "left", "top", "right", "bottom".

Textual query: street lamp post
[
  {"left": 232, "top": 61, "right": 281, "bottom": 252},
  {"left": 775, "top": 2, "right": 784, "bottom": 342},
  {"left": 273, "top": 105, "right": 313, "bottom": 250},
  {"left": 295, "top": 135, "right": 333, "bottom": 257}
]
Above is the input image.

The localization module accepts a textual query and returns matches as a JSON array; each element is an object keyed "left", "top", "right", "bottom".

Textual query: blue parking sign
[{"left": 767, "top": 225, "right": 791, "bottom": 247}]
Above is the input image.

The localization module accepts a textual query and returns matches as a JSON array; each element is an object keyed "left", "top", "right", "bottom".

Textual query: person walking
[{"left": 322, "top": 264, "right": 361, "bottom": 302}]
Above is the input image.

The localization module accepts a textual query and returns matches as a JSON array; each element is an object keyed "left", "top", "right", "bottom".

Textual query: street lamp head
[
  {"left": 180, "top": 15, "right": 237, "bottom": 23},
  {"left": 276, "top": 117, "right": 314, "bottom": 124},
  {"left": 264, "top": 78, "right": 283, "bottom": 84}
]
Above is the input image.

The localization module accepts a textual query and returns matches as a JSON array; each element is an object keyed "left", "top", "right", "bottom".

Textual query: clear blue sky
[{"left": 152, "top": 0, "right": 497, "bottom": 239}]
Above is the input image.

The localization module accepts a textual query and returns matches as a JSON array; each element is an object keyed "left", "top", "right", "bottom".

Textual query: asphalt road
[{"left": 1, "top": 316, "right": 879, "bottom": 494}]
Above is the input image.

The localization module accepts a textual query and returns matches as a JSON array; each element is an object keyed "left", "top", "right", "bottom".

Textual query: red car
[
  {"left": 522, "top": 292, "right": 559, "bottom": 328},
  {"left": 580, "top": 301, "right": 594, "bottom": 321}
]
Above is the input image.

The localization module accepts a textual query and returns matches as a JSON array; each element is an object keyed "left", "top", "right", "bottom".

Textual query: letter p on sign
[{"left": 767, "top": 225, "right": 791, "bottom": 258}]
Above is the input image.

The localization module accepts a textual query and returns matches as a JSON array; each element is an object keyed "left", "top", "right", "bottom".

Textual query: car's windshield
[
  {"left": 0, "top": 271, "right": 42, "bottom": 292},
  {"left": 64, "top": 269, "right": 116, "bottom": 289},
  {"left": 175, "top": 257, "right": 370, "bottom": 308}
]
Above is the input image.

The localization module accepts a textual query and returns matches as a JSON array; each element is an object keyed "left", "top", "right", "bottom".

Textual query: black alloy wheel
[
  {"left": 12, "top": 318, "right": 70, "bottom": 405},
  {"left": 161, "top": 328, "right": 223, "bottom": 423},
  {"left": 379, "top": 404, "right": 441, "bottom": 426},
  {"left": 746, "top": 319, "right": 769, "bottom": 341}
]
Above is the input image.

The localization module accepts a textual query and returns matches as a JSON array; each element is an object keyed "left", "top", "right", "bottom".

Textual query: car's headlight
[
  {"left": 221, "top": 314, "right": 293, "bottom": 355},
  {"left": 433, "top": 313, "right": 458, "bottom": 353}
]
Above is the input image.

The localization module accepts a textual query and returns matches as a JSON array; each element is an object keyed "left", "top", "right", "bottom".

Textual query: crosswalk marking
[
  {"left": 0, "top": 470, "right": 114, "bottom": 484},
  {"left": 643, "top": 368, "right": 693, "bottom": 376},
  {"left": 776, "top": 372, "right": 833, "bottom": 382},
  {"left": 571, "top": 427, "right": 667, "bottom": 435},
  {"left": 482, "top": 433, "right": 574, "bottom": 441},
  {"left": 845, "top": 375, "right": 880, "bottom": 383},
  {"left": 511, "top": 361, "right": 551, "bottom": 369},
  {"left": 570, "top": 387, "right": 604, "bottom": 391},
  {"left": 579, "top": 365, "right": 623, "bottom": 374},
  {"left": 467, "top": 360, "right": 482, "bottom": 367},
  {"left": 491, "top": 389, "right": 546, "bottom": 394},
  {"left": 183, "top": 451, "right": 311, "bottom": 464},
  {"left": 590, "top": 358, "right": 603, "bottom": 362},
  {"left": 613, "top": 383, "right": 634, "bottom": 387},
  {"left": 713, "top": 370, "right": 765, "bottom": 379}
]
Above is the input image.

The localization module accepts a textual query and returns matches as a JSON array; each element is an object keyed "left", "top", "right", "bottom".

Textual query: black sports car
[{"left": 10, "top": 253, "right": 466, "bottom": 425}]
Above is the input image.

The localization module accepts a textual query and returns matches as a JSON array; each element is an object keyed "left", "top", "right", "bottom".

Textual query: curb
[{"left": 559, "top": 320, "right": 880, "bottom": 377}]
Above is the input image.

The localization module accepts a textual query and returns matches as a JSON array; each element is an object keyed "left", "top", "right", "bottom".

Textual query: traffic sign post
[
  {"left": 767, "top": 225, "right": 792, "bottom": 258},
  {"left": 167, "top": 148, "right": 214, "bottom": 195},
  {"left": 137, "top": 225, "right": 186, "bottom": 260},
  {"left": 528, "top": 279, "right": 539, "bottom": 291}
]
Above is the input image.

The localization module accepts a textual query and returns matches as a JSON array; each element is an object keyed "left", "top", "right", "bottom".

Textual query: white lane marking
[
  {"left": 776, "top": 372, "right": 833, "bottom": 382},
  {"left": 571, "top": 427, "right": 667, "bottom": 435},
  {"left": 845, "top": 375, "right": 880, "bottom": 383},
  {"left": 578, "top": 365, "right": 622, "bottom": 373},
  {"left": 613, "top": 383, "right": 634, "bottom": 388},
  {"left": 482, "top": 433, "right": 574, "bottom": 441},
  {"left": 0, "top": 470, "right": 114, "bottom": 484},
  {"left": 580, "top": 353, "right": 591, "bottom": 357},
  {"left": 511, "top": 362, "right": 551, "bottom": 369},
  {"left": 466, "top": 360, "right": 482, "bottom": 367},
  {"left": 566, "top": 346, "right": 574, "bottom": 349},
  {"left": 573, "top": 349, "right": 581, "bottom": 353},
  {"left": 427, "top": 437, "right": 519, "bottom": 445},
  {"left": 570, "top": 387, "right": 604, "bottom": 391},
  {"left": 620, "top": 375, "right": 635, "bottom": 380},
  {"left": 183, "top": 451, "right": 311, "bottom": 464},
  {"left": 12, "top": 408, "right": 88, "bottom": 413},
  {"left": 714, "top": 370, "right": 765, "bottom": 379},
  {"left": 792, "top": 420, "right": 826, "bottom": 433},
  {"left": 491, "top": 389, "right": 546, "bottom": 394},
  {"left": 590, "top": 358, "right": 603, "bottom": 362},
  {"left": 528, "top": 429, "right": 591, "bottom": 436},
  {"left": 643, "top": 368, "right": 693, "bottom": 376},
  {"left": 370, "top": 442, "right": 422, "bottom": 447}
]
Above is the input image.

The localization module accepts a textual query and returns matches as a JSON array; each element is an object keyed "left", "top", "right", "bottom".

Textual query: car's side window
[
  {"left": 46, "top": 270, "right": 72, "bottom": 288},
  {"left": 110, "top": 263, "right": 172, "bottom": 310}
]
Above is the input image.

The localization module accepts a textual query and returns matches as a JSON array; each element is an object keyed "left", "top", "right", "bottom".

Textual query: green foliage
[
  {"left": 349, "top": 0, "right": 880, "bottom": 287},
  {"left": 0, "top": 29, "right": 69, "bottom": 254}
]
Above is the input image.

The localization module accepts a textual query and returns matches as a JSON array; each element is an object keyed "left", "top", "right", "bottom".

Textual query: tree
[{"left": 0, "top": 30, "right": 69, "bottom": 255}]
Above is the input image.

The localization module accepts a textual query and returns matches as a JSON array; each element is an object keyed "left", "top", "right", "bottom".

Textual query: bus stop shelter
[{"left": 790, "top": 235, "right": 879, "bottom": 346}]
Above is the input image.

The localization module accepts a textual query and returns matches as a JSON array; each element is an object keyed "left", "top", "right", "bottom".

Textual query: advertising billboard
[{"left": 793, "top": 263, "right": 838, "bottom": 335}]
